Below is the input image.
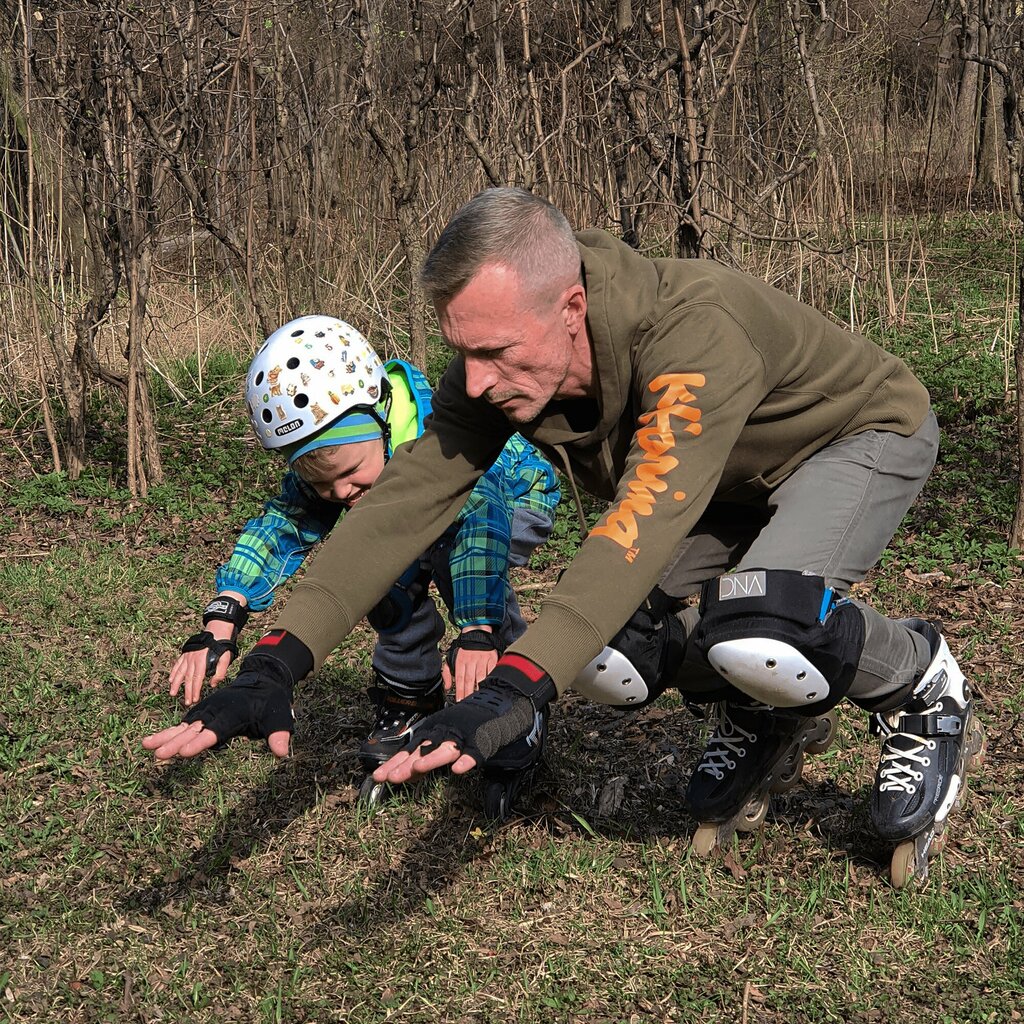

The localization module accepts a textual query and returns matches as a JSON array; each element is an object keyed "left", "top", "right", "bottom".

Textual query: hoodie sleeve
[
  {"left": 271, "top": 359, "right": 514, "bottom": 670},
  {"left": 509, "top": 303, "right": 769, "bottom": 691}
]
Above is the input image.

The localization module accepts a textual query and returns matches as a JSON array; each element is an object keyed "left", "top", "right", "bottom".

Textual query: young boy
[{"left": 170, "top": 315, "right": 560, "bottom": 798}]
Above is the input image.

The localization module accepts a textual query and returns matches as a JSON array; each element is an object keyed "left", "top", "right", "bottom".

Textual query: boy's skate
[
  {"left": 870, "top": 623, "right": 986, "bottom": 887},
  {"left": 480, "top": 707, "right": 548, "bottom": 822},
  {"left": 685, "top": 699, "right": 836, "bottom": 857},
  {"left": 358, "top": 675, "right": 444, "bottom": 807}
]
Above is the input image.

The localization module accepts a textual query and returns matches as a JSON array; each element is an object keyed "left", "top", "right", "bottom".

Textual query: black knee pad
[
  {"left": 571, "top": 588, "right": 686, "bottom": 707},
  {"left": 694, "top": 568, "right": 865, "bottom": 716}
]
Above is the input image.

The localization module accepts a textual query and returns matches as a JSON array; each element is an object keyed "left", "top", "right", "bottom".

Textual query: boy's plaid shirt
[{"left": 216, "top": 432, "right": 559, "bottom": 628}]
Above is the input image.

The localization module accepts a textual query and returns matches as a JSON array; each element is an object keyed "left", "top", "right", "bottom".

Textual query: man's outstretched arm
[
  {"left": 373, "top": 653, "right": 556, "bottom": 783},
  {"left": 142, "top": 630, "right": 311, "bottom": 760}
]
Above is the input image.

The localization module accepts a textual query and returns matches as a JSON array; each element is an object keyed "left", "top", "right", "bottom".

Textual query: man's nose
[{"left": 464, "top": 360, "right": 493, "bottom": 399}]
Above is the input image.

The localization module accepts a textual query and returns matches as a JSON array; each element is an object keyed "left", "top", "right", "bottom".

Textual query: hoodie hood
[{"left": 573, "top": 228, "right": 660, "bottom": 442}]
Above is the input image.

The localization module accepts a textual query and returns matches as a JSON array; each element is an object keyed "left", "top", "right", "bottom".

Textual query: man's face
[
  {"left": 438, "top": 263, "right": 587, "bottom": 425},
  {"left": 297, "top": 439, "right": 385, "bottom": 506}
]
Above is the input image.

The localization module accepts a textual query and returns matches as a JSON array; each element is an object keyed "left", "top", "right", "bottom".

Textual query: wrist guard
[
  {"left": 181, "top": 630, "right": 313, "bottom": 747},
  {"left": 202, "top": 595, "right": 249, "bottom": 631},
  {"left": 181, "top": 630, "right": 239, "bottom": 679},
  {"left": 410, "top": 654, "right": 556, "bottom": 764},
  {"left": 446, "top": 628, "right": 503, "bottom": 675}
]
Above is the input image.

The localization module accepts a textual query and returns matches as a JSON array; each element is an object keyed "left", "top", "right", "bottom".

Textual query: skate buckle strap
[
  {"left": 900, "top": 712, "right": 963, "bottom": 737},
  {"left": 911, "top": 666, "right": 949, "bottom": 707},
  {"left": 368, "top": 683, "right": 443, "bottom": 714}
]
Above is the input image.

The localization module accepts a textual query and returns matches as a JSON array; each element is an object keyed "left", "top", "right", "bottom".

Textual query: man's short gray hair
[{"left": 420, "top": 188, "right": 581, "bottom": 306}]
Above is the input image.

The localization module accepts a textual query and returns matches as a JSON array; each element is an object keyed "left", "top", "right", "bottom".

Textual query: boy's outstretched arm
[{"left": 143, "top": 630, "right": 311, "bottom": 761}]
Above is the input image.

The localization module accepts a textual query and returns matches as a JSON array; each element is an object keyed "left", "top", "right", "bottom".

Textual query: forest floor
[{"left": 2, "top": 221, "right": 1023, "bottom": 1023}]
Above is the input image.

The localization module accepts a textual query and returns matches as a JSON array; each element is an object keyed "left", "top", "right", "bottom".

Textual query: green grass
[{"left": 2, "top": 215, "right": 1023, "bottom": 1022}]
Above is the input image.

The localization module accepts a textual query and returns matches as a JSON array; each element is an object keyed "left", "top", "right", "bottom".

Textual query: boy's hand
[
  {"left": 442, "top": 626, "right": 502, "bottom": 701},
  {"left": 145, "top": 630, "right": 312, "bottom": 761},
  {"left": 375, "top": 654, "right": 555, "bottom": 784},
  {"left": 169, "top": 620, "right": 238, "bottom": 705}
]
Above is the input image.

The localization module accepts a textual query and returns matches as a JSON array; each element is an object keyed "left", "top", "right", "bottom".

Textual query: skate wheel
[
  {"left": 358, "top": 775, "right": 387, "bottom": 810},
  {"left": 890, "top": 840, "right": 920, "bottom": 888},
  {"left": 967, "top": 718, "right": 988, "bottom": 767},
  {"left": 737, "top": 795, "right": 768, "bottom": 832},
  {"left": 806, "top": 711, "right": 837, "bottom": 755},
  {"left": 772, "top": 751, "right": 804, "bottom": 793},
  {"left": 483, "top": 781, "right": 511, "bottom": 822},
  {"left": 691, "top": 823, "right": 721, "bottom": 858}
]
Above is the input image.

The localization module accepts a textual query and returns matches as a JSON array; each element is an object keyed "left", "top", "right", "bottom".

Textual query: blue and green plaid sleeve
[
  {"left": 215, "top": 471, "right": 342, "bottom": 612},
  {"left": 495, "top": 433, "right": 561, "bottom": 518},
  {"left": 447, "top": 435, "right": 560, "bottom": 628}
]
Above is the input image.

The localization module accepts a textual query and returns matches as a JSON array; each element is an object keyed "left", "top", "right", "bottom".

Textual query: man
[{"left": 145, "top": 188, "right": 983, "bottom": 885}]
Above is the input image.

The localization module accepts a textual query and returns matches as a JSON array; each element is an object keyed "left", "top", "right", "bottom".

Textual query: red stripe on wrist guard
[
  {"left": 255, "top": 629, "right": 288, "bottom": 648},
  {"left": 496, "top": 653, "right": 546, "bottom": 683}
]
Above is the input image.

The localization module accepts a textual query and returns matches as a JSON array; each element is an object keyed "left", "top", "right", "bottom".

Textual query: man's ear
[{"left": 563, "top": 283, "right": 587, "bottom": 332}]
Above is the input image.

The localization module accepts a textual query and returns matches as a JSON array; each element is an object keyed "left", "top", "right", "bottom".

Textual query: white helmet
[{"left": 246, "top": 315, "right": 388, "bottom": 451}]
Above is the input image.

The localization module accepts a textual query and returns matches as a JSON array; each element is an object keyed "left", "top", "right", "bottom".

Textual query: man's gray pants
[{"left": 659, "top": 410, "right": 941, "bottom": 706}]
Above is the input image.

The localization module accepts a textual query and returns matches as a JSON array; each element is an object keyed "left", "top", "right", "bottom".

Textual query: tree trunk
[{"left": 1012, "top": 263, "right": 1024, "bottom": 548}]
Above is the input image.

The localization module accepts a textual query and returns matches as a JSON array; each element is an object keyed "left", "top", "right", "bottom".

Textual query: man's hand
[
  {"left": 144, "top": 630, "right": 312, "bottom": 761},
  {"left": 374, "top": 739, "right": 476, "bottom": 782},
  {"left": 442, "top": 626, "right": 502, "bottom": 701},
  {"left": 374, "top": 653, "right": 556, "bottom": 785},
  {"left": 142, "top": 717, "right": 291, "bottom": 760}
]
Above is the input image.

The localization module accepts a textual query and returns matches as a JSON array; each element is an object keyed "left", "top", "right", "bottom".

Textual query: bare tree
[
  {"left": 351, "top": 0, "right": 445, "bottom": 367},
  {"left": 958, "top": 0, "right": 1024, "bottom": 543}
]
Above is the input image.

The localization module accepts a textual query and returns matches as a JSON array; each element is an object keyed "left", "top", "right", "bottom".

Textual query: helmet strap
[{"left": 376, "top": 380, "right": 394, "bottom": 462}]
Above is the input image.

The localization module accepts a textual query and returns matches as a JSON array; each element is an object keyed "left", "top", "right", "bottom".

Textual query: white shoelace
[
  {"left": 698, "top": 715, "right": 758, "bottom": 781},
  {"left": 877, "top": 706, "right": 938, "bottom": 794}
]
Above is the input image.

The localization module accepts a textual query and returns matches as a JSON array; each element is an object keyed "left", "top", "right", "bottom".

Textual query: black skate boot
[
  {"left": 480, "top": 707, "right": 548, "bottom": 822},
  {"left": 358, "top": 674, "right": 445, "bottom": 807},
  {"left": 870, "top": 621, "right": 986, "bottom": 887},
  {"left": 685, "top": 698, "right": 836, "bottom": 857}
]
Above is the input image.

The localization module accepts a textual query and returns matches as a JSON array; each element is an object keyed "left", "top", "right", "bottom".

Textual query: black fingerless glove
[
  {"left": 181, "top": 631, "right": 239, "bottom": 679},
  {"left": 445, "top": 627, "right": 503, "bottom": 676},
  {"left": 182, "top": 630, "right": 313, "bottom": 747},
  {"left": 411, "top": 654, "right": 557, "bottom": 764}
]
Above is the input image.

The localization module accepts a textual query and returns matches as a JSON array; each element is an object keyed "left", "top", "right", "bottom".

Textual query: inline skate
[
  {"left": 870, "top": 621, "right": 986, "bottom": 887},
  {"left": 480, "top": 707, "right": 548, "bottom": 821},
  {"left": 358, "top": 674, "right": 444, "bottom": 807},
  {"left": 686, "top": 698, "right": 836, "bottom": 856}
]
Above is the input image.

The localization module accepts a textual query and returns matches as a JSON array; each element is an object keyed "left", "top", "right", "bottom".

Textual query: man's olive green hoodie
[{"left": 274, "top": 230, "right": 930, "bottom": 692}]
